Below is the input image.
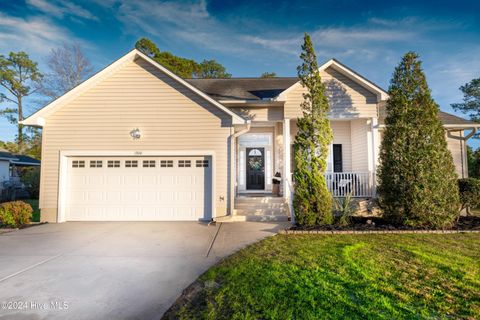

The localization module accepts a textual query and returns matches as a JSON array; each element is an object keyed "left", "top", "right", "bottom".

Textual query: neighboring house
[
  {"left": 0, "top": 149, "right": 40, "bottom": 188},
  {"left": 21, "top": 49, "right": 480, "bottom": 223}
]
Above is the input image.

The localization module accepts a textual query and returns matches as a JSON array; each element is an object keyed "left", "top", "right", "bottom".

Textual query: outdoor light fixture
[{"left": 130, "top": 128, "right": 141, "bottom": 140}]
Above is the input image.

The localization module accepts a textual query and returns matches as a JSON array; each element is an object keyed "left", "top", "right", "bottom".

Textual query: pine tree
[
  {"left": 293, "top": 33, "right": 333, "bottom": 226},
  {"left": 378, "top": 52, "right": 460, "bottom": 228}
]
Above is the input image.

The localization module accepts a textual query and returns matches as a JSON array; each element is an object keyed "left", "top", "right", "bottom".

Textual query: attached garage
[{"left": 63, "top": 156, "right": 213, "bottom": 221}]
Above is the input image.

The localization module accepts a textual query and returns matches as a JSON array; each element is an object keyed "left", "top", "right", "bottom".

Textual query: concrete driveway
[{"left": 0, "top": 221, "right": 286, "bottom": 320}]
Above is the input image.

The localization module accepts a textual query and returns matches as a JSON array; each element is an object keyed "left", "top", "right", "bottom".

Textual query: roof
[
  {"left": 0, "top": 149, "right": 40, "bottom": 165},
  {"left": 0, "top": 149, "right": 17, "bottom": 161},
  {"left": 11, "top": 155, "right": 41, "bottom": 166},
  {"left": 277, "top": 58, "right": 389, "bottom": 101},
  {"left": 186, "top": 78, "right": 299, "bottom": 101},
  {"left": 21, "top": 49, "right": 247, "bottom": 126},
  {"left": 378, "top": 105, "right": 479, "bottom": 127}
]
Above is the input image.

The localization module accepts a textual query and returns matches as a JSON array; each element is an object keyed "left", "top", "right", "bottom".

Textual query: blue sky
[{"left": 0, "top": 0, "right": 479, "bottom": 147}]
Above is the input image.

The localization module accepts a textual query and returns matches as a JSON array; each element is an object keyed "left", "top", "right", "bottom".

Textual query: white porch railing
[{"left": 324, "top": 172, "right": 375, "bottom": 198}]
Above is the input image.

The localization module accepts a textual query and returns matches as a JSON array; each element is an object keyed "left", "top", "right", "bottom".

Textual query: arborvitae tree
[
  {"left": 293, "top": 33, "right": 333, "bottom": 226},
  {"left": 378, "top": 52, "right": 460, "bottom": 228}
]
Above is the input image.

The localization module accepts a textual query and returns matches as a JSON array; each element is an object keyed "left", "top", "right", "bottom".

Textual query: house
[
  {"left": 21, "top": 49, "right": 479, "bottom": 223},
  {"left": 0, "top": 149, "right": 41, "bottom": 185}
]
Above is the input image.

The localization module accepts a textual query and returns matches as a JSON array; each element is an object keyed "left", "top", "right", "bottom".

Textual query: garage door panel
[{"left": 65, "top": 156, "right": 212, "bottom": 221}]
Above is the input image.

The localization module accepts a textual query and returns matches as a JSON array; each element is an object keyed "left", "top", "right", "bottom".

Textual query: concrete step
[
  {"left": 234, "top": 208, "right": 286, "bottom": 216},
  {"left": 235, "top": 196, "right": 284, "bottom": 204},
  {"left": 234, "top": 203, "right": 286, "bottom": 210},
  {"left": 215, "top": 214, "right": 290, "bottom": 223}
]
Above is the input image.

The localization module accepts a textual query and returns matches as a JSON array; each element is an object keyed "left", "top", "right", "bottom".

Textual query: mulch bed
[{"left": 288, "top": 216, "right": 480, "bottom": 232}]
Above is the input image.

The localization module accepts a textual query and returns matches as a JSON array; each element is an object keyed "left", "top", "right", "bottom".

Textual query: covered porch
[{"left": 233, "top": 118, "right": 379, "bottom": 203}]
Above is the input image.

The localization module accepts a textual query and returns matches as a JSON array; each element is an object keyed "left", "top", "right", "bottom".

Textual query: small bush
[
  {"left": 0, "top": 201, "right": 33, "bottom": 228},
  {"left": 334, "top": 193, "right": 354, "bottom": 226},
  {"left": 0, "top": 207, "right": 16, "bottom": 228},
  {"left": 458, "top": 178, "right": 480, "bottom": 215}
]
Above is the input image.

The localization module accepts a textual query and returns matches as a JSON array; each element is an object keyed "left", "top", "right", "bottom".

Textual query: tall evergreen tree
[
  {"left": 378, "top": 52, "right": 460, "bottom": 228},
  {"left": 293, "top": 33, "right": 333, "bottom": 226},
  {"left": 0, "top": 52, "right": 42, "bottom": 150}
]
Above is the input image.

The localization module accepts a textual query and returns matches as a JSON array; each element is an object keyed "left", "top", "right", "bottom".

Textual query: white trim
[
  {"left": 57, "top": 150, "right": 216, "bottom": 223},
  {"left": 283, "top": 118, "right": 291, "bottom": 198},
  {"left": 277, "top": 59, "right": 389, "bottom": 101},
  {"left": 380, "top": 124, "right": 480, "bottom": 130},
  {"left": 21, "top": 49, "right": 246, "bottom": 126},
  {"left": 237, "top": 133, "right": 274, "bottom": 192}
]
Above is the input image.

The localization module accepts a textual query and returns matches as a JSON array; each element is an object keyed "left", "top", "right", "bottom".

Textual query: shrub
[
  {"left": 334, "top": 193, "right": 354, "bottom": 226},
  {"left": 293, "top": 33, "right": 333, "bottom": 226},
  {"left": 20, "top": 167, "right": 40, "bottom": 199},
  {"left": 0, "top": 207, "right": 16, "bottom": 228},
  {"left": 377, "top": 52, "right": 460, "bottom": 229},
  {"left": 458, "top": 178, "right": 480, "bottom": 215},
  {"left": 0, "top": 201, "right": 33, "bottom": 228}
]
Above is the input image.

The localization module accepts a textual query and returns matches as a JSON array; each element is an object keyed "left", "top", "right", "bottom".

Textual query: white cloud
[{"left": 26, "top": 0, "right": 98, "bottom": 21}]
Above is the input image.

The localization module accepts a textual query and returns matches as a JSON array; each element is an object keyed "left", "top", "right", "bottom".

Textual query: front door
[{"left": 246, "top": 147, "right": 265, "bottom": 190}]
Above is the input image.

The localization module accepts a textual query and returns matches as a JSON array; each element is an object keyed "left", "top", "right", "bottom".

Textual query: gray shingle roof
[
  {"left": 378, "top": 105, "right": 478, "bottom": 126},
  {"left": 186, "top": 78, "right": 475, "bottom": 126},
  {"left": 186, "top": 77, "right": 299, "bottom": 101}
]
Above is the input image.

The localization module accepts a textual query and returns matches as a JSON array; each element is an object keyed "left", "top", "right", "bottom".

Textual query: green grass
[
  {"left": 24, "top": 199, "right": 40, "bottom": 222},
  {"left": 167, "top": 234, "right": 480, "bottom": 320}
]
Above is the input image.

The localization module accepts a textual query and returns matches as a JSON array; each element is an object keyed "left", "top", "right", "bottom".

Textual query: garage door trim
[{"left": 57, "top": 150, "right": 216, "bottom": 222}]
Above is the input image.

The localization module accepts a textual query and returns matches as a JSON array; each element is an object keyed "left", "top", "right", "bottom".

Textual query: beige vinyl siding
[
  {"left": 350, "top": 119, "right": 370, "bottom": 172},
  {"left": 376, "top": 129, "right": 467, "bottom": 178},
  {"left": 446, "top": 130, "right": 467, "bottom": 178},
  {"left": 289, "top": 120, "right": 353, "bottom": 172},
  {"left": 40, "top": 57, "right": 233, "bottom": 222},
  {"left": 229, "top": 106, "right": 283, "bottom": 122},
  {"left": 331, "top": 121, "right": 352, "bottom": 171},
  {"left": 284, "top": 66, "right": 378, "bottom": 119}
]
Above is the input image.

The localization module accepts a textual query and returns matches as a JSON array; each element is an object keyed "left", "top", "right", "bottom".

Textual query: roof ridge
[{"left": 185, "top": 77, "right": 298, "bottom": 80}]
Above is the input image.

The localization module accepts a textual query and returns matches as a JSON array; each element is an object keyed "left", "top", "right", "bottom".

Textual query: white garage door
[{"left": 65, "top": 156, "right": 212, "bottom": 221}]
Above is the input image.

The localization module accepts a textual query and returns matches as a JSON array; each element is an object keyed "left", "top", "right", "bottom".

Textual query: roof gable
[
  {"left": 21, "top": 49, "right": 246, "bottom": 126},
  {"left": 277, "top": 59, "right": 389, "bottom": 102}
]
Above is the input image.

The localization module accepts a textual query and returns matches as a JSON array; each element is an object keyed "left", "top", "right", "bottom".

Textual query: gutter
[{"left": 228, "top": 122, "right": 251, "bottom": 217}]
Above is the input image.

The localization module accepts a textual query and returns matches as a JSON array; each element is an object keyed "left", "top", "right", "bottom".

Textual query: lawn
[
  {"left": 164, "top": 234, "right": 480, "bottom": 320},
  {"left": 24, "top": 199, "right": 40, "bottom": 222}
]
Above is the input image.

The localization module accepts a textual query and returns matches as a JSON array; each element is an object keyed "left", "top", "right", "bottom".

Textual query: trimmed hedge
[
  {"left": 0, "top": 201, "right": 33, "bottom": 228},
  {"left": 458, "top": 178, "right": 480, "bottom": 215}
]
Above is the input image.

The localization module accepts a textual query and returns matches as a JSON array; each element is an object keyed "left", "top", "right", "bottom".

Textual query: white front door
[{"left": 65, "top": 156, "right": 212, "bottom": 221}]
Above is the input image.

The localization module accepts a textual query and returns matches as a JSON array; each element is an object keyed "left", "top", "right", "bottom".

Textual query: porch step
[
  {"left": 216, "top": 214, "right": 290, "bottom": 223},
  {"left": 232, "top": 196, "right": 289, "bottom": 222}
]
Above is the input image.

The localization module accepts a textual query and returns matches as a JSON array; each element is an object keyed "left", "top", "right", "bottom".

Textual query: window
[
  {"left": 143, "top": 160, "right": 156, "bottom": 168},
  {"left": 333, "top": 144, "right": 343, "bottom": 172},
  {"left": 72, "top": 160, "right": 85, "bottom": 168},
  {"left": 125, "top": 160, "right": 138, "bottom": 168},
  {"left": 196, "top": 159, "right": 209, "bottom": 167},
  {"left": 90, "top": 160, "right": 102, "bottom": 168},
  {"left": 178, "top": 160, "right": 191, "bottom": 168},
  {"left": 160, "top": 160, "right": 173, "bottom": 168},
  {"left": 107, "top": 160, "right": 120, "bottom": 168}
]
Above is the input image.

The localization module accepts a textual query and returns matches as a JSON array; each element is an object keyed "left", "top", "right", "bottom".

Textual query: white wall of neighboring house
[{"left": 0, "top": 160, "right": 10, "bottom": 183}]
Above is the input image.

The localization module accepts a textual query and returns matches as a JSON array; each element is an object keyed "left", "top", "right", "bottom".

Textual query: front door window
[{"left": 246, "top": 148, "right": 265, "bottom": 190}]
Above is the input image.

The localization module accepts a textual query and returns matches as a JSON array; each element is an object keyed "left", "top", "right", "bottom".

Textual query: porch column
[
  {"left": 283, "top": 118, "right": 291, "bottom": 198},
  {"left": 370, "top": 117, "right": 379, "bottom": 195}
]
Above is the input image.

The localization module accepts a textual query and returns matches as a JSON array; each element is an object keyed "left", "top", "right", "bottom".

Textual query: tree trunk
[{"left": 18, "top": 96, "right": 23, "bottom": 151}]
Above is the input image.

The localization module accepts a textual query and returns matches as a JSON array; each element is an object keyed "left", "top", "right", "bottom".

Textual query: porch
[{"left": 232, "top": 118, "right": 379, "bottom": 219}]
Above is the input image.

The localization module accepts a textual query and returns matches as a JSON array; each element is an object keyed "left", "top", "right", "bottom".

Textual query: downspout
[{"left": 229, "top": 121, "right": 251, "bottom": 216}]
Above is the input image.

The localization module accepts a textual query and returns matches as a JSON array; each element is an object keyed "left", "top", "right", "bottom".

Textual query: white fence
[{"left": 324, "top": 172, "right": 375, "bottom": 198}]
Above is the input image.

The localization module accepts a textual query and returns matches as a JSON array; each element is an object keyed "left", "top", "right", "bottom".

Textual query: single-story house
[
  {"left": 21, "top": 49, "right": 479, "bottom": 223},
  {"left": 0, "top": 149, "right": 40, "bottom": 187}
]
